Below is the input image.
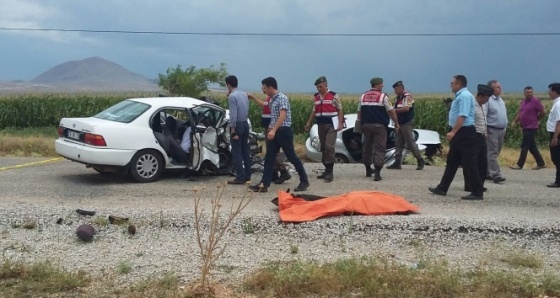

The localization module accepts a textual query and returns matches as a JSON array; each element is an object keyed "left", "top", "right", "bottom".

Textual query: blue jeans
[
  {"left": 231, "top": 121, "right": 252, "bottom": 181},
  {"left": 261, "top": 127, "right": 308, "bottom": 187}
]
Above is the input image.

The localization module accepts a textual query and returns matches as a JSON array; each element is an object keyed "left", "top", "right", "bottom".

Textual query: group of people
[
  {"left": 222, "top": 74, "right": 560, "bottom": 197},
  {"left": 429, "top": 75, "right": 560, "bottom": 200}
]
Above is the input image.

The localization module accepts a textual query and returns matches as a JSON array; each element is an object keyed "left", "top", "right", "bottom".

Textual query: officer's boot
[
  {"left": 374, "top": 165, "right": 382, "bottom": 181},
  {"left": 364, "top": 164, "right": 373, "bottom": 177},
  {"left": 274, "top": 169, "right": 292, "bottom": 184},
  {"left": 387, "top": 159, "right": 402, "bottom": 170},
  {"left": 416, "top": 157, "right": 426, "bottom": 170},
  {"left": 324, "top": 163, "right": 334, "bottom": 182},
  {"left": 317, "top": 163, "right": 327, "bottom": 179}
]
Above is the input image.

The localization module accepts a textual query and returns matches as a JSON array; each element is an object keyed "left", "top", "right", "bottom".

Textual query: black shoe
[
  {"left": 365, "top": 164, "right": 373, "bottom": 177},
  {"left": 464, "top": 187, "right": 487, "bottom": 192},
  {"left": 461, "top": 194, "right": 483, "bottom": 200},
  {"left": 274, "top": 171, "right": 292, "bottom": 184},
  {"left": 227, "top": 179, "right": 246, "bottom": 185},
  {"left": 387, "top": 160, "right": 401, "bottom": 170},
  {"left": 416, "top": 158, "right": 425, "bottom": 170},
  {"left": 248, "top": 184, "right": 268, "bottom": 192},
  {"left": 324, "top": 172, "right": 333, "bottom": 182},
  {"left": 485, "top": 175, "right": 494, "bottom": 181},
  {"left": 294, "top": 182, "right": 310, "bottom": 192},
  {"left": 547, "top": 182, "right": 560, "bottom": 188},
  {"left": 493, "top": 177, "right": 506, "bottom": 184},
  {"left": 373, "top": 166, "right": 382, "bottom": 181},
  {"left": 428, "top": 187, "right": 446, "bottom": 196},
  {"left": 317, "top": 172, "right": 327, "bottom": 179}
]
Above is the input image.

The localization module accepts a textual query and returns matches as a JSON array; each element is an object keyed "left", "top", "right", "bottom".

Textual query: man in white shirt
[{"left": 546, "top": 82, "right": 560, "bottom": 188}]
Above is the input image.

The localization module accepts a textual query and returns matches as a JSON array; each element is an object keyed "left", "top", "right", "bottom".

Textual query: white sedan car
[
  {"left": 305, "top": 114, "right": 442, "bottom": 165},
  {"left": 55, "top": 97, "right": 256, "bottom": 183}
]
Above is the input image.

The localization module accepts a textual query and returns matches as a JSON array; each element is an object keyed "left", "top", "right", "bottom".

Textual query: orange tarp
[{"left": 277, "top": 190, "right": 419, "bottom": 222}]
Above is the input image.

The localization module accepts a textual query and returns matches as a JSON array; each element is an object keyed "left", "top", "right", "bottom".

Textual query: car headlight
[{"left": 311, "top": 136, "right": 320, "bottom": 151}]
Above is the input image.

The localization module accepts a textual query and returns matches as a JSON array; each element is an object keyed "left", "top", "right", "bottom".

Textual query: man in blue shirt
[
  {"left": 429, "top": 75, "right": 484, "bottom": 200},
  {"left": 225, "top": 75, "right": 252, "bottom": 185},
  {"left": 249, "top": 77, "right": 309, "bottom": 193}
]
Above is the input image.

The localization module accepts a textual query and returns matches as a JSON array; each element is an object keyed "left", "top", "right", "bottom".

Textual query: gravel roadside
[{"left": 1, "top": 158, "right": 559, "bottom": 285}]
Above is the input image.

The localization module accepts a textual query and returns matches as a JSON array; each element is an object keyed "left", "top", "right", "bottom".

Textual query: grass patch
[
  {"left": 243, "top": 256, "right": 560, "bottom": 298},
  {"left": 0, "top": 259, "right": 89, "bottom": 296},
  {"left": 117, "top": 260, "right": 133, "bottom": 275},
  {"left": 499, "top": 251, "right": 545, "bottom": 269},
  {"left": 0, "top": 127, "right": 58, "bottom": 157}
]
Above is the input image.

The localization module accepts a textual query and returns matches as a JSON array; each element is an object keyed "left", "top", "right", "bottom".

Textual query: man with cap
[
  {"left": 386, "top": 80, "right": 426, "bottom": 170},
  {"left": 429, "top": 75, "right": 484, "bottom": 200},
  {"left": 305, "top": 76, "right": 344, "bottom": 182},
  {"left": 356, "top": 77, "right": 399, "bottom": 181},
  {"left": 464, "top": 84, "right": 494, "bottom": 193}
]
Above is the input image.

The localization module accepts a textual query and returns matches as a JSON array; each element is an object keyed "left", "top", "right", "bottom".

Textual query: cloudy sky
[{"left": 1, "top": 0, "right": 559, "bottom": 93}]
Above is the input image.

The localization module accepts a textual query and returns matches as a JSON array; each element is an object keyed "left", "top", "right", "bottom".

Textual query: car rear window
[{"left": 94, "top": 100, "right": 151, "bottom": 123}]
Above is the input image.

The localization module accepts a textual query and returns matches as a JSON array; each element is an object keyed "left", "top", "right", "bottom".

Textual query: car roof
[{"left": 128, "top": 97, "right": 213, "bottom": 109}]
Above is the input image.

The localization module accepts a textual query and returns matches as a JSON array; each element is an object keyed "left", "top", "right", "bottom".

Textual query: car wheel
[
  {"left": 129, "top": 150, "right": 164, "bottom": 183},
  {"left": 334, "top": 154, "right": 349, "bottom": 163}
]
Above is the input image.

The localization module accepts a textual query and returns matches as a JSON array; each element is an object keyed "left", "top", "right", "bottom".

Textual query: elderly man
[
  {"left": 356, "top": 77, "right": 399, "bottom": 181},
  {"left": 485, "top": 80, "right": 508, "bottom": 183},
  {"left": 510, "top": 86, "right": 546, "bottom": 170},
  {"left": 464, "top": 84, "right": 494, "bottom": 193},
  {"left": 429, "top": 75, "right": 483, "bottom": 200},
  {"left": 386, "top": 80, "right": 425, "bottom": 170},
  {"left": 304, "top": 76, "right": 344, "bottom": 182}
]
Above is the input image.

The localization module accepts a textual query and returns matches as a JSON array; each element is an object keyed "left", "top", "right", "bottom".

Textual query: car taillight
[
  {"left": 57, "top": 126, "right": 64, "bottom": 138},
  {"left": 84, "top": 133, "right": 107, "bottom": 146}
]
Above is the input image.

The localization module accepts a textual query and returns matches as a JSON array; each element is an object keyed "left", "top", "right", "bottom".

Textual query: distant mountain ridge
[{"left": 1, "top": 57, "right": 161, "bottom": 93}]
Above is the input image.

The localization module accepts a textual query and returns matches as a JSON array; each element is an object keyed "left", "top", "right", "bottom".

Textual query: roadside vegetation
[{"left": 2, "top": 254, "right": 560, "bottom": 297}]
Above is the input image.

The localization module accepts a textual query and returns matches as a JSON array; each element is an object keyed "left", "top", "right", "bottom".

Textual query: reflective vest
[
  {"left": 261, "top": 96, "right": 271, "bottom": 128},
  {"left": 314, "top": 91, "right": 338, "bottom": 124},
  {"left": 360, "top": 89, "right": 390, "bottom": 126},
  {"left": 394, "top": 92, "right": 415, "bottom": 124}
]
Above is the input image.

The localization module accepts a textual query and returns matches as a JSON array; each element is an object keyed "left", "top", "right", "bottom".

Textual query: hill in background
[{"left": 1, "top": 57, "right": 161, "bottom": 93}]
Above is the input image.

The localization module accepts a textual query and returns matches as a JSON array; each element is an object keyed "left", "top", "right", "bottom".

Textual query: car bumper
[
  {"left": 305, "top": 138, "right": 323, "bottom": 162},
  {"left": 55, "top": 139, "right": 136, "bottom": 166}
]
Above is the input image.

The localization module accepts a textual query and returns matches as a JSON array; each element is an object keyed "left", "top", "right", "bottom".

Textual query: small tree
[{"left": 158, "top": 63, "right": 228, "bottom": 97}]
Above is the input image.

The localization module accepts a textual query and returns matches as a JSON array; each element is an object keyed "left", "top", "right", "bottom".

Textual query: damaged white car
[{"left": 55, "top": 97, "right": 259, "bottom": 182}]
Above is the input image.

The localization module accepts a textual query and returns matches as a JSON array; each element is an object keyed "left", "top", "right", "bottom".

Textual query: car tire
[
  {"left": 334, "top": 154, "right": 349, "bottom": 163},
  {"left": 129, "top": 150, "right": 164, "bottom": 183}
]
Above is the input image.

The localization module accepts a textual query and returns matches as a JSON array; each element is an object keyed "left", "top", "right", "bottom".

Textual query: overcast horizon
[{"left": 1, "top": 0, "right": 559, "bottom": 93}]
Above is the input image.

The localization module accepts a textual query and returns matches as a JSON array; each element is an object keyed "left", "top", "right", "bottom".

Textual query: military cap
[
  {"left": 370, "top": 77, "right": 383, "bottom": 86},
  {"left": 477, "top": 84, "right": 494, "bottom": 96},
  {"left": 314, "top": 76, "right": 327, "bottom": 85},
  {"left": 392, "top": 80, "right": 404, "bottom": 88}
]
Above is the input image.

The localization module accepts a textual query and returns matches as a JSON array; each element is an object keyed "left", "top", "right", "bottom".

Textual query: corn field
[{"left": 0, "top": 93, "right": 554, "bottom": 147}]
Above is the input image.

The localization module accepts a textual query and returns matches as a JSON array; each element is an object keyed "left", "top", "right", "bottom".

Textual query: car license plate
[{"left": 67, "top": 130, "right": 81, "bottom": 140}]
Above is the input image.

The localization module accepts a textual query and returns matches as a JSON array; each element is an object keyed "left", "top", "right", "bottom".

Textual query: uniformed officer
[
  {"left": 305, "top": 76, "right": 344, "bottom": 182},
  {"left": 356, "top": 77, "right": 399, "bottom": 181}
]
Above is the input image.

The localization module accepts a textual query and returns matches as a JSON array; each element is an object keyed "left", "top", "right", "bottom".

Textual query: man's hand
[
  {"left": 232, "top": 135, "right": 240, "bottom": 141},
  {"left": 446, "top": 131, "right": 455, "bottom": 141},
  {"left": 267, "top": 129, "right": 276, "bottom": 140},
  {"left": 304, "top": 122, "right": 311, "bottom": 132},
  {"left": 511, "top": 121, "right": 517, "bottom": 129},
  {"left": 336, "top": 123, "right": 343, "bottom": 131},
  {"left": 394, "top": 124, "right": 400, "bottom": 131},
  {"left": 552, "top": 137, "right": 559, "bottom": 147}
]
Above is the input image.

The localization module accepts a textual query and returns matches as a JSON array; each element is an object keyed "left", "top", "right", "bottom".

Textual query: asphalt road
[{"left": 1, "top": 157, "right": 559, "bottom": 223}]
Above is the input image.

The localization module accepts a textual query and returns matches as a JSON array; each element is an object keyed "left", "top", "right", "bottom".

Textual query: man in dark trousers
[
  {"left": 225, "top": 75, "right": 252, "bottom": 185},
  {"left": 304, "top": 76, "right": 344, "bottom": 182},
  {"left": 429, "top": 75, "right": 484, "bottom": 200},
  {"left": 248, "top": 77, "right": 309, "bottom": 193},
  {"left": 464, "top": 84, "right": 494, "bottom": 193},
  {"left": 386, "top": 80, "right": 425, "bottom": 170},
  {"left": 248, "top": 93, "right": 291, "bottom": 184},
  {"left": 356, "top": 77, "right": 399, "bottom": 181},
  {"left": 545, "top": 82, "right": 560, "bottom": 188}
]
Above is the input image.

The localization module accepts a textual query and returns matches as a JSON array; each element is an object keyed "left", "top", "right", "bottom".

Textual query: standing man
[
  {"left": 429, "top": 75, "right": 483, "bottom": 200},
  {"left": 225, "top": 75, "right": 252, "bottom": 185},
  {"left": 357, "top": 77, "right": 399, "bottom": 181},
  {"left": 510, "top": 86, "right": 546, "bottom": 170},
  {"left": 485, "top": 80, "right": 508, "bottom": 184},
  {"left": 386, "top": 80, "right": 425, "bottom": 170},
  {"left": 464, "top": 84, "right": 494, "bottom": 193},
  {"left": 546, "top": 83, "right": 560, "bottom": 188},
  {"left": 248, "top": 93, "right": 291, "bottom": 184},
  {"left": 304, "top": 76, "right": 344, "bottom": 182},
  {"left": 249, "top": 77, "right": 309, "bottom": 192}
]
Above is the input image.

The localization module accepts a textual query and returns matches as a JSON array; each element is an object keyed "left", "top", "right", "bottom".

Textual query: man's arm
[
  {"left": 388, "top": 109, "right": 399, "bottom": 130},
  {"left": 447, "top": 116, "right": 466, "bottom": 140},
  {"left": 553, "top": 121, "right": 560, "bottom": 147},
  {"left": 511, "top": 105, "right": 520, "bottom": 128},
  {"left": 228, "top": 95, "right": 238, "bottom": 132},
  {"left": 305, "top": 105, "right": 316, "bottom": 132},
  {"left": 268, "top": 109, "right": 287, "bottom": 140},
  {"left": 248, "top": 94, "right": 265, "bottom": 107}
]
